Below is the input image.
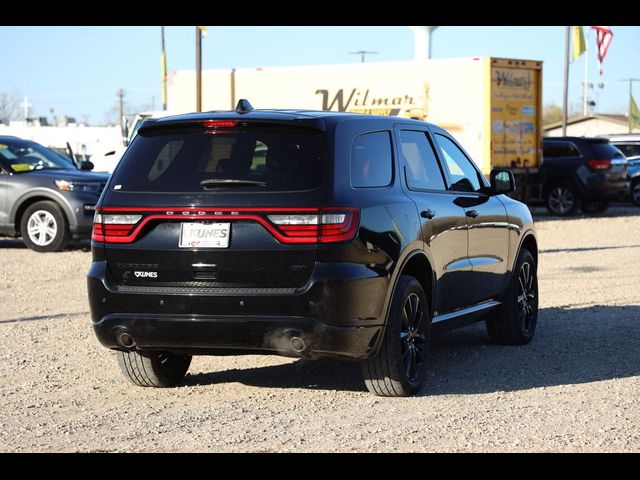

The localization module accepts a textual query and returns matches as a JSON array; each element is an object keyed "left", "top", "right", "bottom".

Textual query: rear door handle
[
  {"left": 466, "top": 209, "right": 480, "bottom": 218},
  {"left": 420, "top": 209, "right": 436, "bottom": 219}
]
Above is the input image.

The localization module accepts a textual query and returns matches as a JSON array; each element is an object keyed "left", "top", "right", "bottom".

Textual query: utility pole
[
  {"left": 620, "top": 78, "right": 640, "bottom": 133},
  {"left": 562, "top": 26, "right": 570, "bottom": 136},
  {"left": 349, "top": 50, "right": 378, "bottom": 63},
  {"left": 196, "top": 27, "right": 202, "bottom": 112},
  {"left": 583, "top": 27, "right": 589, "bottom": 116},
  {"left": 116, "top": 89, "right": 125, "bottom": 138},
  {"left": 161, "top": 26, "right": 167, "bottom": 111}
]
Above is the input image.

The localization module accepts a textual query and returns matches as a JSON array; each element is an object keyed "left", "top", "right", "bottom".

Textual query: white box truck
[{"left": 167, "top": 57, "right": 543, "bottom": 201}]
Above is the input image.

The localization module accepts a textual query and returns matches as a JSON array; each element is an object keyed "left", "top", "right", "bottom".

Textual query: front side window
[
  {"left": 0, "top": 140, "right": 75, "bottom": 173},
  {"left": 350, "top": 131, "right": 393, "bottom": 188},
  {"left": 399, "top": 130, "right": 446, "bottom": 191},
  {"left": 435, "top": 134, "right": 483, "bottom": 192}
]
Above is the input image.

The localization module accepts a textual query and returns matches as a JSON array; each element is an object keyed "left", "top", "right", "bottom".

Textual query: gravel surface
[{"left": 1, "top": 205, "right": 639, "bottom": 452}]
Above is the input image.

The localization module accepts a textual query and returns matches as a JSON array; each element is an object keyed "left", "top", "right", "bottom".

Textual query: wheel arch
[
  {"left": 11, "top": 190, "right": 75, "bottom": 234},
  {"left": 515, "top": 230, "right": 538, "bottom": 270},
  {"left": 369, "top": 249, "right": 435, "bottom": 357},
  {"left": 543, "top": 175, "right": 585, "bottom": 197}
]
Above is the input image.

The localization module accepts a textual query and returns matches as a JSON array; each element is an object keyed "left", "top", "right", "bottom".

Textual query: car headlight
[{"left": 55, "top": 180, "right": 102, "bottom": 193}]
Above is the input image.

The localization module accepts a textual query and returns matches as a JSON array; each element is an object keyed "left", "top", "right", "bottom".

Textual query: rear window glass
[
  {"left": 351, "top": 131, "right": 393, "bottom": 188},
  {"left": 110, "top": 126, "right": 325, "bottom": 192},
  {"left": 590, "top": 142, "right": 625, "bottom": 159}
]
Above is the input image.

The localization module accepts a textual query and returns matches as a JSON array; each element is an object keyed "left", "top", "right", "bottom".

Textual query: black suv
[
  {"left": 88, "top": 102, "right": 539, "bottom": 397},
  {"left": 541, "top": 137, "right": 628, "bottom": 215}
]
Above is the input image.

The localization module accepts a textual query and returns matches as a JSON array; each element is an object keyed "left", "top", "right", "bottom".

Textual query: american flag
[{"left": 592, "top": 26, "right": 613, "bottom": 75}]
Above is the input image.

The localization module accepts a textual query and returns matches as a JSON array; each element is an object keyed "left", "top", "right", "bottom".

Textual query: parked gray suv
[{"left": 0, "top": 136, "right": 110, "bottom": 252}]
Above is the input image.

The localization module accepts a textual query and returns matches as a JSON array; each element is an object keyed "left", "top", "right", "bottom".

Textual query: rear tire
[
  {"left": 20, "top": 200, "right": 71, "bottom": 252},
  {"left": 546, "top": 183, "right": 581, "bottom": 216},
  {"left": 581, "top": 201, "right": 609, "bottom": 215},
  {"left": 362, "top": 275, "right": 430, "bottom": 397},
  {"left": 117, "top": 350, "right": 192, "bottom": 387},
  {"left": 486, "top": 248, "right": 538, "bottom": 345},
  {"left": 631, "top": 180, "right": 640, "bottom": 207}
]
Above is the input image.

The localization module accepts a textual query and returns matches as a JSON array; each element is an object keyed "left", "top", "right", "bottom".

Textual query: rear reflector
[
  {"left": 588, "top": 159, "right": 611, "bottom": 171},
  {"left": 92, "top": 207, "right": 359, "bottom": 245}
]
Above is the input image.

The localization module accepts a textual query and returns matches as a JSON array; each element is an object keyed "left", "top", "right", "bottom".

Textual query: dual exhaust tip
[{"left": 117, "top": 329, "right": 309, "bottom": 354}]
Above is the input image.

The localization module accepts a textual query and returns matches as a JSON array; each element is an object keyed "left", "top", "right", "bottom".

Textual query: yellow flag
[
  {"left": 572, "top": 26, "right": 586, "bottom": 61},
  {"left": 631, "top": 95, "right": 640, "bottom": 130},
  {"left": 197, "top": 26, "right": 208, "bottom": 38}
]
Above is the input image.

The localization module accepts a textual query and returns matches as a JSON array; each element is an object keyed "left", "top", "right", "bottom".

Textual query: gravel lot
[{"left": 1, "top": 205, "right": 639, "bottom": 452}]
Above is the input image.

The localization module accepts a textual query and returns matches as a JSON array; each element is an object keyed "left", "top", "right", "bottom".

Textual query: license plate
[{"left": 179, "top": 223, "right": 230, "bottom": 248}]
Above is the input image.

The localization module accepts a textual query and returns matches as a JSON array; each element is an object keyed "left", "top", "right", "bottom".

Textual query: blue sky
[{"left": 1, "top": 26, "right": 638, "bottom": 125}]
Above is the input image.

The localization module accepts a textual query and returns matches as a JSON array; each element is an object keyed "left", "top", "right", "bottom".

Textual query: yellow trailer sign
[{"left": 489, "top": 58, "right": 542, "bottom": 170}]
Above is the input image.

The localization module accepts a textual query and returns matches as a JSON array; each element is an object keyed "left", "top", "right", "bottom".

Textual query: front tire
[
  {"left": 362, "top": 275, "right": 430, "bottom": 397},
  {"left": 20, "top": 200, "right": 70, "bottom": 252},
  {"left": 546, "top": 183, "right": 581, "bottom": 216},
  {"left": 117, "top": 350, "right": 192, "bottom": 387},
  {"left": 486, "top": 248, "right": 538, "bottom": 345}
]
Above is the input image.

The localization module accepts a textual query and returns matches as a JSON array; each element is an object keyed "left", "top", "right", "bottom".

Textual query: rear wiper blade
[{"left": 200, "top": 178, "right": 266, "bottom": 188}]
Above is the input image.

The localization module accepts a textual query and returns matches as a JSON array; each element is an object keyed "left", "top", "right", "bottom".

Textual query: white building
[
  {"left": 544, "top": 114, "right": 640, "bottom": 137},
  {"left": 0, "top": 124, "right": 122, "bottom": 161}
]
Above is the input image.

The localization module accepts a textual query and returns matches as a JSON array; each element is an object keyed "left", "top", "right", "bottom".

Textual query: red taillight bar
[
  {"left": 588, "top": 159, "right": 611, "bottom": 171},
  {"left": 92, "top": 207, "right": 359, "bottom": 245}
]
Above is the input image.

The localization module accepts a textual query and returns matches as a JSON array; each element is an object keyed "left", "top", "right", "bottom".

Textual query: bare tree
[{"left": 0, "top": 90, "right": 22, "bottom": 124}]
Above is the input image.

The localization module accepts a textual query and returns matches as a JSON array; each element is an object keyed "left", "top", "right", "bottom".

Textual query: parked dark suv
[
  {"left": 541, "top": 136, "right": 628, "bottom": 215},
  {"left": 88, "top": 102, "right": 539, "bottom": 397},
  {"left": 0, "top": 136, "right": 110, "bottom": 252}
]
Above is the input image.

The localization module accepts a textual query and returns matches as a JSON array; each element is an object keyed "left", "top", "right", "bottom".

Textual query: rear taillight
[
  {"left": 91, "top": 207, "right": 359, "bottom": 245},
  {"left": 267, "top": 210, "right": 357, "bottom": 244},
  {"left": 92, "top": 213, "right": 142, "bottom": 242},
  {"left": 588, "top": 159, "right": 611, "bottom": 171}
]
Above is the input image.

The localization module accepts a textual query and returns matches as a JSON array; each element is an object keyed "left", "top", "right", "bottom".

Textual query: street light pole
[
  {"left": 562, "top": 26, "right": 570, "bottom": 136},
  {"left": 196, "top": 26, "right": 202, "bottom": 112},
  {"left": 161, "top": 26, "right": 167, "bottom": 111}
]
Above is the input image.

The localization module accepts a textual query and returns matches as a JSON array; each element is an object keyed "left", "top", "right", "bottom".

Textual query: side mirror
[
  {"left": 79, "top": 160, "right": 94, "bottom": 171},
  {"left": 490, "top": 169, "right": 516, "bottom": 195}
]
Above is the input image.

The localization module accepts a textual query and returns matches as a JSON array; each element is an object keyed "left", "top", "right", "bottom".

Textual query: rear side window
[
  {"left": 110, "top": 126, "right": 324, "bottom": 192},
  {"left": 351, "top": 131, "right": 393, "bottom": 188},
  {"left": 543, "top": 141, "right": 581, "bottom": 158},
  {"left": 399, "top": 130, "right": 446, "bottom": 191}
]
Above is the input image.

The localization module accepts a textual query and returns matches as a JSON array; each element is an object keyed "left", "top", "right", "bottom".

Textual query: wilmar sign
[
  {"left": 490, "top": 67, "right": 538, "bottom": 168},
  {"left": 314, "top": 88, "right": 420, "bottom": 117}
]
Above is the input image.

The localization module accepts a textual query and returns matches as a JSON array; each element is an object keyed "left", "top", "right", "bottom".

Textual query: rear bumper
[
  {"left": 87, "top": 260, "right": 387, "bottom": 360},
  {"left": 92, "top": 313, "right": 380, "bottom": 360},
  {"left": 583, "top": 177, "right": 629, "bottom": 201}
]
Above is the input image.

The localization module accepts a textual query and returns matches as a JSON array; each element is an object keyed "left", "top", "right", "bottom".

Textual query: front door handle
[
  {"left": 466, "top": 209, "right": 480, "bottom": 218},
  {"left": 420, "top": 209, "right": 436, "bottom": 219}
]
